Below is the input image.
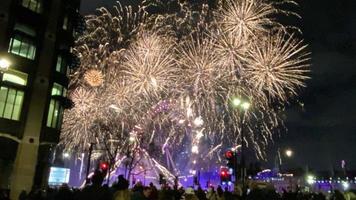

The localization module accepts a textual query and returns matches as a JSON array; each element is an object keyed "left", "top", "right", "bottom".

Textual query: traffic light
[
  {"left": 220, "top": 167, "right": 231, "bottom": 183},
  {"left": 225, "top": 150, "right": 236, "bottom": 170},
  {"left": 99, "top": 161, "right": 109, "bottom": 173}
]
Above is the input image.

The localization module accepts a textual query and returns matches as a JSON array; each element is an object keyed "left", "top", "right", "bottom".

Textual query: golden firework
[{"left": 84, "top": 69, "right": 104, "bottom": 87}]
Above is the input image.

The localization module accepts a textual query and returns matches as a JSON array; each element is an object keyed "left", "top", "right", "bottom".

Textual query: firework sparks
[
  {"left": 245, "top": 31, "right": 310, "bottom": 100},
  {"left": 76, "top": 3, "right": 146, "bottom": 49},
  {"left": 176, "top": 37, "right": 235, "bottom": 135},
  {"left": 61, "top": 88, "right": 98, "bottom": 151},
  {"left": 212, "top": 29, "right": 249, "bottom": 73},
  {"left": 220, "top": 0, "right": 277, "bottom": 38},
  {"left": 218, "top": 0, "right": 296, "bottom": 39},
  {"left": 84, "top": 69, "right": 105, "bottom": 87},
  {"left": 122, "top": 31, "right": 177, "bottom": 101},
  {"left": 61, "top": 0, "right": 310, "bottom": 167}
]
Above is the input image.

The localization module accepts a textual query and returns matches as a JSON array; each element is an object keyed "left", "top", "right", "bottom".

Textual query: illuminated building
[{"left": 0, "top": 0, "right": 82, "bottom": 198}]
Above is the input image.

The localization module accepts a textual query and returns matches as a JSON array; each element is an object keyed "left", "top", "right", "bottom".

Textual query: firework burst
[
  {"left": 84, "top": 69, "right": 105, "bottom": 87},
  {"left": 220, "top": 0, "right": 277, "bottom": 38},
  {"left": 219, "top": 0, "right": 299, "bottom": 39},
  {"left": 76, "top": 3, "right": 146, "bottom": 49},
  {"left": 176, "top": 37, "right": 233, "bottom": 134},
  {"left": 245, "top": 31, "right": 310, "bottom": 100},
  {"left": 60, "top": 88, "right": 98, "bottom": 151},
  {"left": 121, "top": 31, "right": 177, "bottom": 102},
  {"left": 61, "top": 0, "right": 310, "bottom": 163}
]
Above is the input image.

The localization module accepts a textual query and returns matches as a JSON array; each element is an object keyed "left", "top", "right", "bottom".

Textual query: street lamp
[
  {"left": 306, "top": 174, "right": 315, "bottom": 185},
  {"left": 232, "top": 97, "right": 251, "bottom": 197},
  {"left": 63, "top": 152, "right": 70, "bottom": 158},
  {"left": 285, "top": 149, "right": 293, "bottom": 158},
  {"left": 0, "top": 58, "right": 11, "bottom": 72}
]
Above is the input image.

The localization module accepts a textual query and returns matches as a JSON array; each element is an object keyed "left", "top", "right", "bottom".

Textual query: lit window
[
  {"left": 51, "top": 83, "right": 67, "bottom": 97},
  {"left": 46, "top": 99, "right": 63, "bottom": 129},
  {"left": 0, "top": 87, "right": 24, "bottom": 121},
  {"left": 8, "top": 34, "right": 36, "bottom": 60},
  {"left": 47, "top": 83, "right": 67, "bottom": 129},
  {"left": 55, "top": 56, "right": 63, "bottom": 72},
  {"left": 63, "top": 16, "right": 69, "bottom": 30},
  {"left": 21, "top": 0, "right": 42, "bottom": 13},
  {"left": 2, "top": 70, "right": 28, "bottom": 86},
  {"left": 55, "top": 55, "right": 69, "bottom": 75}
]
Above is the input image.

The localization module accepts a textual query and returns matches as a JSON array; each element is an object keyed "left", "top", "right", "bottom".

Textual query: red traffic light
[
  {"left": 225, "top": 150, "right": 234, "bottom": 159},
  {"left": 100, "top": 162, "right": 109, "bottom": 171},
  {"left": 220, "top": 168, "right": 229, "bottom": 177},
  {"left": 221, "top": 170, "right": 227, "bottom": 176}
]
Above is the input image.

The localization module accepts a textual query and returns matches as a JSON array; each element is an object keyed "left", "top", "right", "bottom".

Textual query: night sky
[{"left": 80, "top": 0, "right": 356, "bottom": 171}]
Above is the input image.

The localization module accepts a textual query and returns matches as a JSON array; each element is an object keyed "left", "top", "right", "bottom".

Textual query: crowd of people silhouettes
[{"left": 0, "top": 170, "right": 352, "bottom": 200}]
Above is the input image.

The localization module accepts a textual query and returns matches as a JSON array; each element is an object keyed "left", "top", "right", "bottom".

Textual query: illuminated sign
[{"left": 48, "top": 167, "right": 70, "bottom": 185}]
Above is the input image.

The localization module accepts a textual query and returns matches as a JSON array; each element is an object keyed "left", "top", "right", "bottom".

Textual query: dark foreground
[{"left": 1, "top": 172, "right": 354, "bottom": 200}]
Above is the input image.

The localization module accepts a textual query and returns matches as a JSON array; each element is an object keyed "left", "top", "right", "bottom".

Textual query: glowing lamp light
[
  {"left": 63, "top": 153, "right": 70, "bottom": 158},
  {"left": 306, "top": 175, "right": 315, "bottom": 185},
  {"left": 285, "top": 149, "right": 293, "bottom": 157},
  {"left": 232, "top": 98, "right": 241, "bottom": 107},
  {"left": 342, "top": 181, "right": 349, "bottom": 190},
  {"left": 0, "top": 58, "right": 10, "bottom": 71}
]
